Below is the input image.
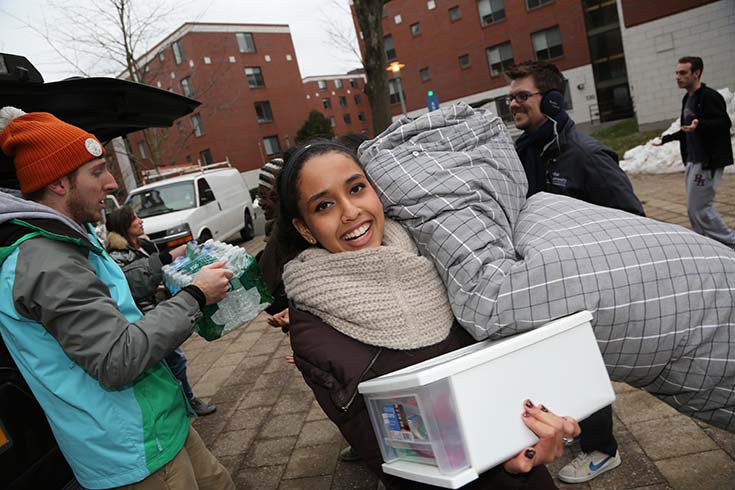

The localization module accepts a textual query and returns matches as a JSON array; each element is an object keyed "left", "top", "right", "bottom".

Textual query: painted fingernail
[
  {"left": 524, "top": 399, "right": 534, "bottom": 408},
  {"left": 523, "top": 411, "right": 531, "bottom": 417},
  {"left": 524, "top": 449, "right": 536, "bottom": 459},
  {"left": 540, "top": 405, "right": 549, "bottom": 413}
]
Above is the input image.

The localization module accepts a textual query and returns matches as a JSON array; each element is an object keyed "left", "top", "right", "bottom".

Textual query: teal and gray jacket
[{"left": 0, "top": 191, "right": 202, "bottom": 489}]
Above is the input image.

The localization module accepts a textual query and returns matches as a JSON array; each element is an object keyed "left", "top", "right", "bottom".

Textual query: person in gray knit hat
[{"left": 273, "top": 140, "right": 580, "bottom": 489}]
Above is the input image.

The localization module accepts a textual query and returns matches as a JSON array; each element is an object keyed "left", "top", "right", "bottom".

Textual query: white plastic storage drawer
[{"left": 358, "top": 311, "right": 614, "bottom": 489}]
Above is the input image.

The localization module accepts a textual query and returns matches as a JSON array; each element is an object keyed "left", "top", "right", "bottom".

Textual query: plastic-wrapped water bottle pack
[{"left": 162, "top": 240, "right": 273, "bottom": 341}]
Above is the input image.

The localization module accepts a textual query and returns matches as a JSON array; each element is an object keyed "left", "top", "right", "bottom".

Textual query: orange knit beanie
[{"left": 0, "top": 107, "right": 106, "bottom": 194}]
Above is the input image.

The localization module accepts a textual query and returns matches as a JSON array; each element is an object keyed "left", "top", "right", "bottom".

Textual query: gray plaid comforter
[{"left": 359, "top": 103, "right": 735, "bottom": 432}]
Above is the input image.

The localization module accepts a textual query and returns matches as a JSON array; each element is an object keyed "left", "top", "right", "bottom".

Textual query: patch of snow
[{"left": 620, "top": 87, "right": 735, "bottom": 174}]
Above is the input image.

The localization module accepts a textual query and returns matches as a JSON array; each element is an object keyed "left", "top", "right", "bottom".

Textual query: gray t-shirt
[{"left": 683, "top": 95, "right": 702, "bottom": 164}]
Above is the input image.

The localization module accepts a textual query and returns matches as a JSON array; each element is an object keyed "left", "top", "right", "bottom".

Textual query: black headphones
[{"left": 540, "top": 90, "right": 565, "bottom": 118}]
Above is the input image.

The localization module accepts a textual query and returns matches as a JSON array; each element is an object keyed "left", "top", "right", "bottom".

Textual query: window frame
[
  {"left": 245, "top": 66, "right": 265, "bottom": 88},
  {"left": 334, "top": 79, "right": 343, "bottom": 89},
  {"left": 354, "top": 94, "right": 362, "bottom": 105},
  {"left": 338, "top": 95, "right": 348, "bottom": 107},
  {"left": 532, "top": 26, "right": 564, "bottom": 61},
  {"left": 410, "top": 22, "right": 421, "bottom": 36},
  {"left": 449, "top": 6, "right": 461, "bottom": 22},
  {"left": 172, "top": 40, "right": 184, "bottom": 65},
  {"left": 486, "top": 41, "right": 514, "bottom": 77},
  {"left": 477, "top": 0, "right": 506, "bottom": 27},
  {"left": 458, "top": 54, "right": 471, "bottom": 70},
  {"left": 526, "top": 0, "right": 553, "bottom": 10},
  {"left": 318, "top": 80, "right": 327, "bottom": 90},
  {"left": 191, "top": 114, "right": 204, "bottom": 137},
  {"left": 419, "top": 66, "right": 431, "bottom": 82},
  {"left": 199, "top": 148, "right": 213, "bottom": 165},
  {"left": 343, "top": 113, "right": 352, "bottom": 125},
  {"left": 384, "top": 35, "right": 397, "bottom": 61},
  {"left": 388, "top": 78, "right": 405, "bottom": 105},
  {"left": 180, "top": 76, "right": 194, "bottom": 97},
  {"left": 322, "top": 98, "right": 332, "bottom": 109},
  {"left": 137, "top": 140, "right": 147, "bottom": 160},
  {"left": 254, "top": 101, "right": 273, "bottom": 123},
  {"left": 236, "top": 32, "right": 256, "bottom": 53},
  {"left": 262, "top": 135, "right": 281, "bottom": 156}
]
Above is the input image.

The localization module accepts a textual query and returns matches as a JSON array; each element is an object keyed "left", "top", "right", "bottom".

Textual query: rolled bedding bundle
[{"left": 359, "top": 102, "right": 735, "bottom": 432}]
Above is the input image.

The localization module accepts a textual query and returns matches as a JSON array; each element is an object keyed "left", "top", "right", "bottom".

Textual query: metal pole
[{"left": 396, "top": 76, "right": 407, "bottom": 116}]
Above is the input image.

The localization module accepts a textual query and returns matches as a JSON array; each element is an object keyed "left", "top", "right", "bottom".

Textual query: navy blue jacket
[{"left": 532, "top": 119, "right": 645, "bottom": 216}]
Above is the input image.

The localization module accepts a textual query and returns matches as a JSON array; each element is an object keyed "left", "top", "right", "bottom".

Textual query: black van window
[{"left": 198, "top": 178, "right": 216, "bottom": 205}]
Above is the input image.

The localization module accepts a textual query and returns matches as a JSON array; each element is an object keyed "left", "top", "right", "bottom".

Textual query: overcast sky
[{"left": 0, "top": 0, "right": 362, "bottom": 82}]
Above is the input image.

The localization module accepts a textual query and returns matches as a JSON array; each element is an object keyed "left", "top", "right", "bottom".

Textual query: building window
[
  {"left": 343, "top": 114, "right": 352, "bottom": 125},
  {"left": 449, "top": 6, "right": 461, "bottom": 22},
  {"left": 477, "top": 0, "right": 505, "bottom": 26},
  {"left": 532, "top": 26, "right": 563, "bottom": 61},
  {"left": 410, "top": 22, "right": 421, "bottom": 36},
  {"left": 350, "top": 78, "right": 359, "bottom": 88},
  {"left": 186, "top": 155, "right": 192, "bottom": 163},
  {"left": 486, "top": 42, "right": 514, "bottom": 76},
  {"left": 263, "top": 136, "right": 281, "bottom": 156},
  {"left": 180, "top": 77, "right": 194, "bottom": 97},
  {"left": 158, "top": 51, "right": 165, "bottom": 61},
  {"left": 354, "top": 94, "right": 362, "bottom": 105},
  {"left": 137, "top": 141, "right": 147, "bottom": 159},
  {"left": 384, "top": 35, "right": 396, "bottom": 61},
  {"left": 245, "top": 67, "right": 265, "bottom": 88},
  {"left": 494, "top": 95, "right": 513, "bottom": 123},
  {"left": 388, "top": 78, "right": 405, "bottom": 105},
  {"left": 526, "top": 0, "right": 553, "bottom": 9},
  {"left": 236, "top": 32, "right": 256, "bottom": 53},
  {"left": 318, "top": 80, "right": 327, "bottom": 90},
  {"left": 458, "top": 54, "right": 471, "bottom": 69},
  {"left": 419, "top": 66, "right": 431, "bottom": 82},
  {"left": 322, "top": 98, "right": 332, "bottom": 109},
  {"left": 339, "top": 96, "right": 348, "bottom": 107},
  {"left": 255, "top": 101, "right": 273, "bottom": 123},
  {"left": 199, "top": 148, "right": 213, "bottom": 165},
  {"left": 172, "top": 40, "right": 184, "bottom": 65},
  {"left": 358, "top": 112, "right": 366, "bottom": 122},
  {"left": 329, "top": 116, "right": 337, "bottom": 128},
  {"left": 191, "top": 114, "right": 204, "bottom": 137},
  {"left": 335, "top": 79, "right": 343, "bottom": 89}
]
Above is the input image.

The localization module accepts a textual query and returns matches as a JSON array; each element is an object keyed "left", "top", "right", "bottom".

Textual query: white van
[{"left": 125, "top": 167, "right": 255, "bottom": 249}]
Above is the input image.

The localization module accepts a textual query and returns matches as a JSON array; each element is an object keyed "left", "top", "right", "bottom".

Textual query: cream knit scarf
[{"left": 283, "top": 219, "right": 453, "bottom": 350}]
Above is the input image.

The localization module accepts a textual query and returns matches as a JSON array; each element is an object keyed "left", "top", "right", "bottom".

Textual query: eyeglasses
[{"left": 505, "top": 91, "right": 543, "bottom": 105}]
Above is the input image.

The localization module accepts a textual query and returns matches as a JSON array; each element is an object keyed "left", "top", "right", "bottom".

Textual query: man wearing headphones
[
  {"left": 508, "top": 61, "right": 644, "bottom": 217},
  {"left": 506, "top": 61, "right": 643, "bottom": 484}
]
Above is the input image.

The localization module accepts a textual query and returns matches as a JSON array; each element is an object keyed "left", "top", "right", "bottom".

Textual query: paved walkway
[{"left": 182, "top": 172, "right": 735, "bottom": 490}]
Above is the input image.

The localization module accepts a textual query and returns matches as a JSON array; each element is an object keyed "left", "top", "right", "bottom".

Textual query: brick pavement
[{"left": 182, "top": 172, "right": 735, "bottom": 490}]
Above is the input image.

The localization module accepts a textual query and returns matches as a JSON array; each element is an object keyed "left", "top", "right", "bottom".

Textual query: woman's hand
[
  {"left": 503, "top": 400, "right": 581, "bottom": 475},
  {"left": 169, "top": 244, "right": 187, "bottom": 260},
  {"left": 268, "top": 308, "right": 290, "bottom": 330}
]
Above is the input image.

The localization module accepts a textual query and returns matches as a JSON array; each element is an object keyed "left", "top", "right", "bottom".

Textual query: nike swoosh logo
[{"left": 589, "top": 455, "right": 612, "bottom": 472}]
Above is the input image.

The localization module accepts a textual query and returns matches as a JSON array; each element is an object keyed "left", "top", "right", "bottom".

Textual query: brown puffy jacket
[{"left": 288, "top": 305, "right": 557, "bottom": 490}]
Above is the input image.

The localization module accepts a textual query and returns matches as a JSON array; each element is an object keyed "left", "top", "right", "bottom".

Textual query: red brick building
[
  {"left": 125, "top": 22, "right": 308, "bottom": 178},
  {"left": 302, "top": 72, "right": 373, "bottom": 137},
  {"left": 353, "top": 0, "right": 639, "bottom": 126}
]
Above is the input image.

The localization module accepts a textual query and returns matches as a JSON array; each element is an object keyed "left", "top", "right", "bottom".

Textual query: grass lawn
[{"left": 591, "top": 118, "right": 661, "bottom": 157}]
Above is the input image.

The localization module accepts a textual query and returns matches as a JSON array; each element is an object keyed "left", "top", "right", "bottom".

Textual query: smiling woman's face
[{"left": 292, "top": 151, "right": 384, "bottom": 253}]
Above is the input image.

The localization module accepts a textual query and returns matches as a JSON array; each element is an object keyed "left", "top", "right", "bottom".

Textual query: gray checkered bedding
[{"left": 359, "top": 103, "right": 735, "bottom": 432}]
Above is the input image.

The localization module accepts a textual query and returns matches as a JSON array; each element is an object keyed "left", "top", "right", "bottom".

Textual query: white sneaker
[{"left": 558, "top": 450, "right": 621, "bottom": 483}]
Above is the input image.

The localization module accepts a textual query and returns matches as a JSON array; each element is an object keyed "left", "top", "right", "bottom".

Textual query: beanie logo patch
[{"left": 85, "top": 138, "right": 103, "bottom": 157}]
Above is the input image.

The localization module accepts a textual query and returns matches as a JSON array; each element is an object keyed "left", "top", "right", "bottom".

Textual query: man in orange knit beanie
[{"left": 0, "top": 107, "right": 235, "bottom": 490}]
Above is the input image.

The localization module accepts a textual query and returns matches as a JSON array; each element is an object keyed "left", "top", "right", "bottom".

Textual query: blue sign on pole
[{"left": 426, "top": 90, "right": 440, "bottom": 112}]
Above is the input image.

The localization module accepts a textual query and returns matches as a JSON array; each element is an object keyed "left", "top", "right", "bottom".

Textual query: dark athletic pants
[{"left": 580, "top": 405, "right": 618, "bottom": 456}]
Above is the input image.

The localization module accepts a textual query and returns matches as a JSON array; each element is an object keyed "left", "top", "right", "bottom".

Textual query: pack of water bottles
[{"left": 162, "top": 240, "right": 273, "bottom": 341}]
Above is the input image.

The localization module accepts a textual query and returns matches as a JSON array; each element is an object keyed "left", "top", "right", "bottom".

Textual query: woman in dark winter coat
[
  {"left": 106, "top": 206, "right": 217, "bottom": 416},
  {"left": 274, "top": 141, "right": 580, "bottom": 489}
]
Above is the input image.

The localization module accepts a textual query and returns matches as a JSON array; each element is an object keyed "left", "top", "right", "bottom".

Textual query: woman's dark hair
[
  {"left": 274, "top": 139, "right": 365, "bottom": 262},
  {"left": 106, "top": 205, "right": 137, "bottom": 241}
]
